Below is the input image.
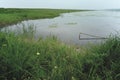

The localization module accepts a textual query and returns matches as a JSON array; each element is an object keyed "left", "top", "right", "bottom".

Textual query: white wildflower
[
  {"left": 54, "top": 66, "right": 58, "bottom": 69},
  {"left": 36, "top": 52, "right": 40, "bottom": 55}
]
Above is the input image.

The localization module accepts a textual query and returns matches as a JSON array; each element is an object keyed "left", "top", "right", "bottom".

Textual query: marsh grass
[
  {"left": 0, "top": 25, "right": 120, "bottom": 80},
  {"left": 0, "top": 8, "right": 80, "bottom": 27}
]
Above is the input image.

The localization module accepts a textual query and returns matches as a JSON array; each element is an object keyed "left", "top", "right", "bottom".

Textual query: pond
[{"left": 2, "top": 11, "right": 120, "bottom": 45}]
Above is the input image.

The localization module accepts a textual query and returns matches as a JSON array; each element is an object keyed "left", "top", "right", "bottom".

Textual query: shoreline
[{"left": 0, "top": 8, "right": 82, "bottom": 27}]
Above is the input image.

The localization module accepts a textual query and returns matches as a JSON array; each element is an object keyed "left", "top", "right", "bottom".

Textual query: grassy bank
[
  {"left": 0, "top": 28, "right": 120, "bottom": 80},
  {"left": 0, "top": 8, "right": 80, "bottom": 27},
  {"left": 0, "top": 8, "right": 119, "bottom": 80}
]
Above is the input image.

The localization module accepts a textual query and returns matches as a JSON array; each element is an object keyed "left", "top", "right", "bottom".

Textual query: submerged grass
[
  {"left": 0, "top": 25, "right": 120, "bottom": 80},
  {"left": 65, "top": 22, "right": 77, "bottom": 25},
  {"left": 49, "top": 24, "right": 58, "bottom": 28},
  {"left": 0, "top": 8, "right": 80, "bottom": 27}
]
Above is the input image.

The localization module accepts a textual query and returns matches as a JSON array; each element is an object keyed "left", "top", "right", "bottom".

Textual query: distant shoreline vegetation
[{"left": 0, "top": 8, "right": 86, "bottom": 27}]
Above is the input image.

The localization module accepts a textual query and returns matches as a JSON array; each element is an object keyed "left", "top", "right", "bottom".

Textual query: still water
[{"left": 2, "top": 11, "right": 120, "bottom": 45}]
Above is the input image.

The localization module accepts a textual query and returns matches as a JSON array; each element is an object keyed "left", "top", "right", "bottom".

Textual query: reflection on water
[{"left": 2, "top": 11, "right": 120, "bottom": 45}]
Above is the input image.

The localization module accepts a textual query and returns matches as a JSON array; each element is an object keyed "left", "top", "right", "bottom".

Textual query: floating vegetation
[
  {"left": 65, "top": 22, "right": 77, "bottom": 25},
  {"left": 49, "top": 23, "right": 58, "bottom": 28}
]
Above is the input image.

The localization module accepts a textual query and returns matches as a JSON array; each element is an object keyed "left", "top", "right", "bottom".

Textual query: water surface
[{"left": 2, "top": 11, "right": 120, "bottom": 45}]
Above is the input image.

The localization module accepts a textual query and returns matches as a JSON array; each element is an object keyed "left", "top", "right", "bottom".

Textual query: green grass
[
  {"left": 0, "top": 8, "right": 119, "bottom": 80},
  {"left": 0, "top": 8, "right": 80, "bottom": 27},
  {"left": 0, "top": 26, "right": 120, "bottom": 80}
]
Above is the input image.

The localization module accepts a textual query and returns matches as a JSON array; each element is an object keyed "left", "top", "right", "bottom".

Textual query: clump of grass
[
  {"left": 81, "top": 34, "right": 120, "bottom": 80},
  {"left": 0, "top": 25, "right": 120, "bottom": 80}
]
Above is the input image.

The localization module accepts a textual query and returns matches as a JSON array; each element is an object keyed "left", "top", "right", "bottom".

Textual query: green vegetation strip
[
  {"left": 0, "top": 29, "right": 120, "bottom": 80},
  {"left": 0, "top": 8, "right": 80, "bottom": 27}
]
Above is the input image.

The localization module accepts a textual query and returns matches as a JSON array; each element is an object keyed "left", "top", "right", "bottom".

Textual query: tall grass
[
  {"left": 0, "top": 25, "right": 120, "bottom": 80},
  {"left": 0, "top": 31, "right": 80, "bottom": 80},
  {"left": 82, "top": 35, "right": 120, "bottom": 80}
]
